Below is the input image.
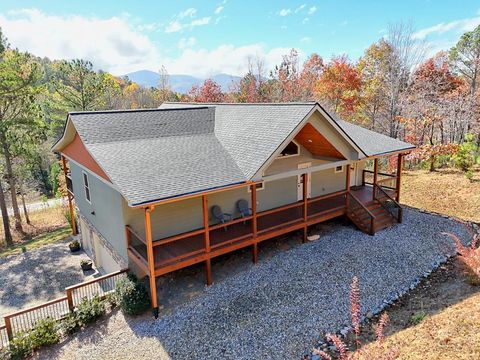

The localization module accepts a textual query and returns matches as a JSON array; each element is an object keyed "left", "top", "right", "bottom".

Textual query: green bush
[
  {"left": 30, "top": 317, "right": 59, "bottom": 349},
  {"left": 60, "top": 312, "right": 80, "bottom": 335},
  {"left": 8, "top": 332, "right": 33, "bottom": 360},
  {"left": 75, "top": 296, "right": 105, "bottom": 325},
  {"left": 115, "top": 273, "right": 150, "bottom": 315}
]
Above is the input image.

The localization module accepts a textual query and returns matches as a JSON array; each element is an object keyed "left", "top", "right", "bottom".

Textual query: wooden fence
[{"left": 0, "top": 269, "right": 128, "bottom": 349}]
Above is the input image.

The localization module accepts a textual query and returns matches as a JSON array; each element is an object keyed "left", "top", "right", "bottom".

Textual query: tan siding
[
  {"left": 264, "top": 144, "right": 329, "bottom": 176},
  {"left": 257, "top": 177, "right": 297, "bottom": 212},
  {"left": 311, "top": 168, "right": 347, "bottom": 197}
]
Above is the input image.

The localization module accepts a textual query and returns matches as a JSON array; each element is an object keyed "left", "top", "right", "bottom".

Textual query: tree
[
  {"left": 270, "top": 49, "right": 302, "bottom": 102},
  {"left": 299, "top": 53, "right": 324, "bottom": 101},
  {"left": 53, "top": 59, "right": 105, "bottom": 111},
  {"left": 315, "top": 55, "right": 362, "bottom": 118},
  {"left": 449, "top": 24, "right": 480, "bottom": 96},
  {"left": 0, "top": 48, "right": 44, "bottom": 239},
  {"left": 187, "top": 79, "right": 224, "bottom": 102}
]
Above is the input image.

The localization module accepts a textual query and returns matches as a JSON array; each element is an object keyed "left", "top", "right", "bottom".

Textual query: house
[{"left": 52, "top": 102, "right": 414, "bottom": 315}]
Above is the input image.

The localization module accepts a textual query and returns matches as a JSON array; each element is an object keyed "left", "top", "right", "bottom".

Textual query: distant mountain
[{"left": 123, "top": 70, "right": 241, "bottom": 93}]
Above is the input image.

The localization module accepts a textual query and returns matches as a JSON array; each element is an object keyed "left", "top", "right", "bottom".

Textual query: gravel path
[
  {"left": 0, "top": 238, "right": 94, "bottom": 323},
  {"left": 38, "top": 208, "right": 470, "bottom": 360}
]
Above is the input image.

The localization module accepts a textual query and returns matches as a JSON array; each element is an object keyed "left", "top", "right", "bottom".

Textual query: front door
[{"left": 297, "top": 162, "right": 312, "bottom": 200}]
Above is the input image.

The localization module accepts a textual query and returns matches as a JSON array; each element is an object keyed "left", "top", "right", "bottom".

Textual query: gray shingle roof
[{"left": 63, "top": 102, "right": 414, "bottom": 206}]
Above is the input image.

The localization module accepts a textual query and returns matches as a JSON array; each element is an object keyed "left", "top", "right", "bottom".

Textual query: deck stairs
[{"left": 347, "top": 199, "right": 397, "bottom": 234}]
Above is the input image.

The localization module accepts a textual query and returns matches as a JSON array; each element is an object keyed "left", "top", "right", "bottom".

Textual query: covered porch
[{"left": 125, "top": 154, "right": 406, "bottom": 314}]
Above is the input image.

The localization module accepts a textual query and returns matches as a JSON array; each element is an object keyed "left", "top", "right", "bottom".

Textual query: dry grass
[
  {"left": 401, "top": 168, "right": 480, "bottom": 223},
  {"left": 0, "top": 204, "right": 69, "bottom": 249},
  {"left": 357, "top": 291, "right": 480, "bottom": 359}
]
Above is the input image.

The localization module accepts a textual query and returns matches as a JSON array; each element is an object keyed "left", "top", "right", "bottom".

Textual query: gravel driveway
[
  {"left": 38, "top": 208, "right": 470, "bottom": 360},
  {"left": 0, "top": 238, "right": 94, "bottom": 323}
]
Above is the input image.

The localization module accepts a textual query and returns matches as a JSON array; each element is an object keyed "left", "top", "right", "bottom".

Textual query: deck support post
[
  {"left": 372, "top": 158, "right": 379, "bottom": 201},
  {"left": 251, "top": 184, "right": 258, "bottom": 263},
  {"left": 302, "top": 173, "right": 308, "bottom": 243},
  {"left": 345, "top": 164, "right": 351, "bottom": 209},
  {"left": 395, "top": 153, "right": 403, "bottom": 202},
  {"left": 202, "top": 195, "right": 212, "bottom": 285},
  {"left": 144, "top": 206, "right": 158, "bottom": 317},
  {"left": 61, "top": 156, "right": 77, "bottom": 235}
]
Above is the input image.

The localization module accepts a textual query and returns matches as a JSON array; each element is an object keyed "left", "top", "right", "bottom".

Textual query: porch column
[
  {"left": 302, "top": 173, "right": 308, "bottom": 243},
  {"left": 251, "top": 184, "right": 258, "bottom": 263},
  {"left": 144, "top": 206, "right": 158, "bottom": 317},
  {"left": 372, "top": 158, "right": 379, "bottom": 201},
  {"left": 202, "top": 195, "right": 212, "bottom": 285},
  {"left": 345, "top": 164, "right": 351, "bottom": 209},
  {"left": 61, "top": 156, "right": 77, "bottom": 235},
  {"left": 395, "top": 153, "right": 404, "bottom": 202}
]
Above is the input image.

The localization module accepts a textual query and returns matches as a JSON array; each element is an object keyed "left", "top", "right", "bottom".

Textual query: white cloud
[
  {"left": 308, "top": 6, "right": 317, "bottom": 15},
  {"left": 178, "top": 37, "right": 196, "bottom": 49},
  {"left": 0, "top": 8, "right": 295, "bottom": 78},
  {"left": 413, "top": 15, "right": 480, "bottom": 39},
  {"left": 278, "top": 9, "right": 291, "bottom": 16},
  {"left": 300, "top": 36, "right": 311, "bottom": 43},
  {"left": 214, "top": 6, "right": 224, "bottom": 14},
  {"left": 164, "top": 7, "right": 210, "bottom": 33},
  {"left": 295, "top": 4, "right": 306, "bottom": 13},
  {"left": 302, "top": 17, "right": 309, "bottom": 24}
]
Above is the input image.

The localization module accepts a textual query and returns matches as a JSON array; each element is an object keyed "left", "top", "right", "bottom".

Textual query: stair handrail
[
  {"left": 373, "top": 184, "right": 403, "bottom": 223},
  {"left": 347, "top": 191, "right": 376, "bottom": 235}
]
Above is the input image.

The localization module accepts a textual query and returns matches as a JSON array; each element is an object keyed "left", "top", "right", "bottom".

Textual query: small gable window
[
  {"left": 334, "top": 166, "right": 343, "bottom": 173},
  {"left": 83, "top": 171, "right": 91, "bottom": 203},
  {"left": 279, "top": 141, "right": 299, "bottom": 158}
]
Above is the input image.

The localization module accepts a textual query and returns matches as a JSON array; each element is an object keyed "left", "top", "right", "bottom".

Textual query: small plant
[
  {"left": 410, "top": 311, "right": 427, "bottom": 325},
  {"left": 8, "top": 332, "right": 33, "bottom": 360},
  {"left": 30, "top": 317, "right": 59, "bottom": 349},
  {"left": 69, "top": 240, "right": 81, "bottom": 252},
  {"left": 443, "top": 229, "right": 480, "bottom": 285},
  {"left": 115, "top": 273, "right": 150, "bottom": 315},
  {"left": 75, "top": 296, "right": 105, "bottom": 325},
  {"left": 80, "top": 259, "right": 93, "bottom": 271},
  {"left": 60, "top": 312, "right": 80, "bottom": 335}
]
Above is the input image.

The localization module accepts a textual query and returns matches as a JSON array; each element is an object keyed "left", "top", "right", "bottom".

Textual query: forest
[{"left": 0, "top": 23, "right": 479, "bottom": 246}]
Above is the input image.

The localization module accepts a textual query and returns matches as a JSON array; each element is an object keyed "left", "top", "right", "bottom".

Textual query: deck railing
[
  {"left": 373, "top": 184, "right": 403, "bottom": 223},
  {"left": 1, "top": 269, "right": 128, "bottom": 347},
  {"left": 128, "top": 190, "right": 349, "bottom": 276},
  {"left": 362, "top": 169, "right": 397, "bottom": 190}
]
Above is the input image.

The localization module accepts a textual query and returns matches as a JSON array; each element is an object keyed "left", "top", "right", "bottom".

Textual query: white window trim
[
  {"left": 277, "top": 140, "right": 300, "bottom": 159},
  {"left": 82, "top": 171, "right": 92, "bottom": 204},
  {"left": 334, "top": 165, "right": 344, "bottom": 173},
  {"left": 247, "top": 181, "right": 265, "bottom": 192}
]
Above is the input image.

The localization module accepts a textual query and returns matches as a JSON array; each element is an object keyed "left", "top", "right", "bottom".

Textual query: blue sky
[{"left": 0, "top": 1, "right": 479, "bottom": 77}]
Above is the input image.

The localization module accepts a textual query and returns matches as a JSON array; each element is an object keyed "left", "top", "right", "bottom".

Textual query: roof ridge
[
  {"left": 68, "top": 106, "right": 211, "bottom": 116},
  {"left": 162, "top": 102, "right": 317, "bottom": 106}
]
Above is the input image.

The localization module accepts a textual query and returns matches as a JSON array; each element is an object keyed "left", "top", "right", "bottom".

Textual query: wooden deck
[{"left": 130, "top": 190, "right": 355, "bottom": 276}]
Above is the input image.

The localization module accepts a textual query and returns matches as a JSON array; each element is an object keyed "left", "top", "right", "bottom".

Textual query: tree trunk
[
  {"left": 21, "top": 192, "right": 30, "bottom": 225},
  {"left": 0, "top": 179, "right": 13, "bottom": 246},
  {"left": 0, "top": 133, "right": 23, "bottom": 232}
]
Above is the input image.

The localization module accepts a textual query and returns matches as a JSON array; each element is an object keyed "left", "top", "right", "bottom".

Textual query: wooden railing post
[
  {"left": 4, "top": 316, "right": 13, "bottom": 341},
  {"left": 251, "top": 184, "right": 258, "bottom": 263},
  {"left": 145, "top": 206, "right": 158, "bottom": 316},
  {"left": 362, "top": 169, "right": 365, "bottom": 186},
  {"left": 202, "top": 195, "right": 212, "bottom": 285},
  {"left": 373, "top": 158, "right": 379, "bottom": 201},
  {"left": 302, "top": 173, "right": 308, "bottom": 243},
  {"left": 395, "top": 153, "right": 403, "bottom": 202},
  {"left": 345, "top": 164, "right": 351, "bottom": 209},
  {"left": 66, "top": 288, "right": 74, "bottom": 312}
]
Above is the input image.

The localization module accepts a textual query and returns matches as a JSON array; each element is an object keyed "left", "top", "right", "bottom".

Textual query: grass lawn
[
  {"left": 401, "top": 167, "right": 480, "bottom": 223},
  {"left": 0, "top": 225, "right": 71, "bottom": 258}
]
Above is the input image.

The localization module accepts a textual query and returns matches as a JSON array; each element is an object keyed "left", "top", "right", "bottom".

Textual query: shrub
[
  {"left": 8, "top": 332, "right": 33, "bottom": 360},
  {"left": 75, "top": 296, "right": 105, "bottom": 325},
  {"left": 29, "top": 317, "right": 59, "bottom": 349},
  {"left": 444, "top": 230, "right": 480, "bottom": 285},
  {"left": 60, "top": 312, "right": 80, "bottom": 335},
  {"left": 115, "top": 273, "right": 150, "bottom": 315},
  {"left": 410, "top": 311, "right": 427, "bottom": 325}
]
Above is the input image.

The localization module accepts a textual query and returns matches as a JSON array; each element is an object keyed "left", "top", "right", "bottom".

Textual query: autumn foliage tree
[
  {"left": 187, "top": 79, "right": 224, "bottom": 102},
  {"left": 315, "top": 55, "right": 362, "bottom": 118}
]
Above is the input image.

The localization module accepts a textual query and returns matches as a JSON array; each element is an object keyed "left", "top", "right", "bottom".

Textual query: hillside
[{"left": 123, "top": 70, "right": 241, "bottom": 93}]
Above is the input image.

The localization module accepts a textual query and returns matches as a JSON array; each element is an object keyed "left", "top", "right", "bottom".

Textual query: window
[
  {"left": 334, "top": 165, "right": 343, "bottom": 173},
  {"left": 278, "top": 141, "right": 300, "bottom": 158},
  {"left": 248, "top": 182, "right": 265, "bottom": 192},
  {"left": 83, "top": 171, "right": 91, "bottom": 203}
]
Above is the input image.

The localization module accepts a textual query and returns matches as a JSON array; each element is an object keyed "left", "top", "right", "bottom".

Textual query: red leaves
[
  {"left": 350, "top": 276, "right": 361, "bottom": 339},
  {"left": 187, "top": 79, "right": 224, "bottom": 102}
]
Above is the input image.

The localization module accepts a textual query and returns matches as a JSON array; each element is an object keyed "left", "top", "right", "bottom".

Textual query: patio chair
[
  {"left": 236, "top": 199, "right": 252, "bottom": 223},
  {"left": 211, "top": 205, "right": 232, "bottom": 231}
]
